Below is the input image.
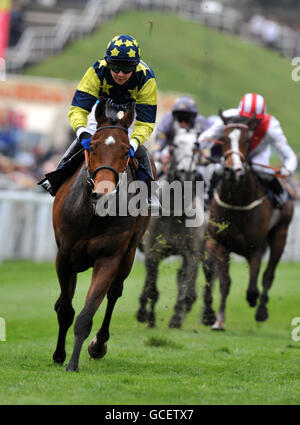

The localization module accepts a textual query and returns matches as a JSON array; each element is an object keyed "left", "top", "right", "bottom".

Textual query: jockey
[
  {"left": 198, "top": 93, "right": 298, "bottom": 208},
  {"left": 153, "top": 96, "right": 210, "bottom": 176},
  {"left": 40, "top": 34, "right": 159, "bottom": 207}
]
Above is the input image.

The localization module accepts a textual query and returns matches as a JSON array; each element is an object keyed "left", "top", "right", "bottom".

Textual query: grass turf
[{"left": 0, "top": 259, "right": 300, "bottom": 405}]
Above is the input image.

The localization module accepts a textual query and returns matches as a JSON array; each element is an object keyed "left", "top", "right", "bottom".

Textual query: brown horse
[
  {"left": 52, "top": 98, "right": 155, "bottom": 371},
  {"left": 202, "top": 121, "right": 294, "bottom": 330}
]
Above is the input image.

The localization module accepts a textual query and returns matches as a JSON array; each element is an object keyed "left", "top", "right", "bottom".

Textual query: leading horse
[
  {"left": 202, "top": 120, "right": 294, "bottom": 330},
  {"left": 52, "top": 98, "right": 156, "bottom": 371}
]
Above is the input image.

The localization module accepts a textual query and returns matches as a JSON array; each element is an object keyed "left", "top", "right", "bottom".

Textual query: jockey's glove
[
  {"left": 76, "top": 127, "right": 92, "bottom": 150},
  {"left": 280, "top": 167, "right": 291, "bottom": 177},
  {"left": 129, "top": 146, "right": 135, "bottom": 158},
  {"left": 129, "top": 139, "right": 139, "bottom": 157}
]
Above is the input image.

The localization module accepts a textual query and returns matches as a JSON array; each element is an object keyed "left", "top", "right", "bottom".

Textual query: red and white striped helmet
[{"left": 238, "top": 93, "right": 266, "bottom": 119}]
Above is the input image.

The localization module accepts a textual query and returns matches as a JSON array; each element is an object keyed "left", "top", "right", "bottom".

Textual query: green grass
[
  {"left": 0, "top": 259, "right": 300, "bottom": 405},
  {"left": 24, "top": 11, "right": 300, "bottom": 153}
]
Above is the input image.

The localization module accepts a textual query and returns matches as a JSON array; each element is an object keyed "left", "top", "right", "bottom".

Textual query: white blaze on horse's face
[
  {"left": 228, "top": 129, "right": 243, "bottom": 172},
  {"left": 173, "top": 128, "right": 197, "bottom": 172},
  {"left": 105, "top": 136, "right": 116, "bottom": 146}
]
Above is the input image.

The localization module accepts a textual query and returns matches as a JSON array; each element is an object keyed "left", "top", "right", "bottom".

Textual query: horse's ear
[
  {"left": 219, "top": 109, "right": 228, "bottom": 125},
  {"left": 120, "top": 101, "right": 135, "bottom": 129},
  {"left": 95, "top": 98, "right": 107, "bottom": 125}
]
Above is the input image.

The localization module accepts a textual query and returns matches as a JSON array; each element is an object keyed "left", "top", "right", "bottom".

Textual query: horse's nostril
[{"left": 91, "top": 192, "right": 101, "bottom": 201}]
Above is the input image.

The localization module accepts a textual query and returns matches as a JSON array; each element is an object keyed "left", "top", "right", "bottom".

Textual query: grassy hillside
[{"left": 25, "top": 11, "right": 300, "bottom": 153}]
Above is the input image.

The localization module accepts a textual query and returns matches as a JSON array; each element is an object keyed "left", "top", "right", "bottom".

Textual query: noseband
[
  {"left": 223, "top": 124, "right": 250, "bottom": 164},
  {"left": 86, "top": 125, "right": 129, "bottom": 190}
]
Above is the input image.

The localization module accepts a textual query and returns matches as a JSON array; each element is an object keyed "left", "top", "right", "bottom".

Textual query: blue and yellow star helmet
[{"left": 105, "top": 34, "right": 141, "bottom": 65}]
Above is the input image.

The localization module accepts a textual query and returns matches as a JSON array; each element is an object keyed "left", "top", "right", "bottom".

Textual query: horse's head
[
  {"left": 221, "top": 122, "right": 252, "bottom": 181},
  {"left": 168, "top": 127, "right": 199, "bottom": 182},
  {"left": 86, "top": 98, "right": 134, "bottom": 205}
]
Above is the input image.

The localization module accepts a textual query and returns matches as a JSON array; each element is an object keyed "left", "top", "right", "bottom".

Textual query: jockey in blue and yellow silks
[{"left": 40, "top": 34, "right": 158, "bottom": 204}]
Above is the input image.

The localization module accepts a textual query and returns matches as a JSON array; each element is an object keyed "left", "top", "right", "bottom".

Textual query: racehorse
[
  {"left": 136, "top": 127, "right": 206, "bottom": 328},
  {"left": 52, "top": 98, "right": 156, "bottom": 371},
  {"left": 202, "top": 118, "right": 294, "bottom": 330}
]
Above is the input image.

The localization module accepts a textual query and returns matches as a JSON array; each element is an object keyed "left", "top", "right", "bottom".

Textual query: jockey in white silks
[
  {"left": 198, "top": 93, "right": 298, "bottom": 208},
  {"left": 152, "top": 96, "right": 211, "bottom": 178}
]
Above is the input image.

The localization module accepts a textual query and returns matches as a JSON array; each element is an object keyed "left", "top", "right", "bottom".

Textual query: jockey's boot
[
  {"left": 205, "top": 171, "right": 222, "bottom": 210},
  {"left": 268, "top": 177, "right": 288, "bottom": 209},
  {"left": 39, "top": 138, "right": 82, "bottom": 195},
  {"left": 135, "top": 145, "right": 161, "bottom": 213}
]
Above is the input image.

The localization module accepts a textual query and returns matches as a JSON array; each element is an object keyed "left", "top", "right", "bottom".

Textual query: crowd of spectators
[
  {"left": 0, "top": 109, "right": 62, "bottom": 191},
  {"left": 248, "top": 13, "right": 300, "bottom": 56}
]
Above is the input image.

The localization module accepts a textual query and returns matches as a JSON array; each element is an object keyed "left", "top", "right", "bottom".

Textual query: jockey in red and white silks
[
  {"left": 198, "top": 93, "right": 297, "bottom": 177},
  {"left": 198, "top": 93, "right": 298, "bottom": 207}
]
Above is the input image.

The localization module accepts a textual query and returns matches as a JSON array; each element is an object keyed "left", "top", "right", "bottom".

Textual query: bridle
[
  {"left": 223, "top": 148, "right": 246, "bottom": 162},
  {"left": 214, "top": 123, "right": 267, "bottom": 210},
  {"left": 223, "top": 123, "right": 249, "bottom": 164},
  {"left": 85, "top": 124, "right": 129, "bottom": 190}
]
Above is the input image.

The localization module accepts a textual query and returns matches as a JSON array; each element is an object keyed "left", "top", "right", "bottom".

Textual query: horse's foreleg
[
  {"left": 53, "top": 251, "right": 77, "bottom": 365},
  {"left": 88, "top": 248, "right": 136, "bottom": 359},
  {"left": 201, "top": 238, "right": 217, "bottom": 326},
  {"left": 66, "top": 257, "right": 120, "bottom": 372},
  {"left": 136, "top": 254, "right": 160, "bottom": 328},
  {"left": 256, "top": 223, "right": 289, "bottom": 322},
  {"left": 246, "top": 251, "right": 263, "bottom": 307},
  {"left": 88, "top": 280, "right": 123, "bottom": 359},
  {"left": 169, "top": 255, "right": 198, "bottom": 328},
  {"left": 212, "top": 245, "right": 230, "bottom": 331},
  {"left": 184, "top": 253, "right": 200, "bottom": 313}
]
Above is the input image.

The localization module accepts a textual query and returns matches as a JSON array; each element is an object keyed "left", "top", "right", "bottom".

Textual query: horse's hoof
[
  {"left": 88, "top": 338, "right": 107, "bottom": 359},
  {"left": 136, "top": 309, "right": 148, "bottom": 323},
  {"left": 202, "top": 310, "right": 217, "bottom": 326},
  {"left": 246, "top": 291, "right": 259, "bottom": 307},
  {"left": 211, "top": 320, "right": 225, "bottom": 331},
  {"left": 53, "top": 350, "right": 66, "bottom": 365},
  {"left": 169, "top": 316, "right": 182, "bottom": 329},
  {"left": 66, "top": 362, "right": 79, "bottom": 372},
  {"left": 255, "top": 305, "right": 268, "bottom": 322}
]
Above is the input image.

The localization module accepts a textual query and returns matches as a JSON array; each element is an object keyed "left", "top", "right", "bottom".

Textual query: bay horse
[
  {"left": 136, "top": 127, "right": 206, "bottom": 328},
  {"left": 52, "top": 98, "right": 155, "bottom": 371},
  {"left": 202, "top": 119, "right": 294, "bottom": 330}
]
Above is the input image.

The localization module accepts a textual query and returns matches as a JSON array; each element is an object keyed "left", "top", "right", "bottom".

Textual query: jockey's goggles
[
  {"left": 173, "top": 111, "right": 196, "bottom": 124},
  {"left": 108, "top": 63, "right": 136, "bottom": 74}
]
